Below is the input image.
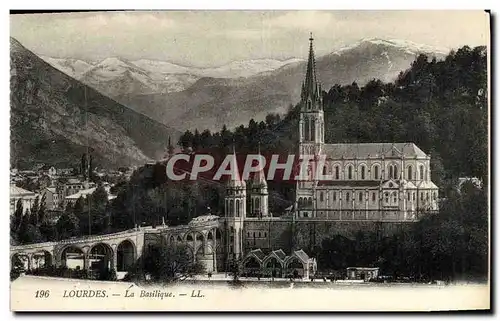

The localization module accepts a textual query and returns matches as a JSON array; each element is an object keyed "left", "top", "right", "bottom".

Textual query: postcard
[{"left": 9, "top": 10, "right": 490, "bottom": 312}]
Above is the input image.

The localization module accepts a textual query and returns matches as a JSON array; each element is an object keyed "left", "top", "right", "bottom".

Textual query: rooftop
[
  {"left": 10, "top": 185, "right": 36, "bottom": 197},
  {"left": 65, "top": 187, "right": 97, "bottom": 200},
  {"left": 323, "top": 143, "right": 428, "bottom": 159}
]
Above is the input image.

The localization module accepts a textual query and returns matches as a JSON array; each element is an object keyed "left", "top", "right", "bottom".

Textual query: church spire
[{"left": 303, "top": 32, "right": 318, "bottom": 99}]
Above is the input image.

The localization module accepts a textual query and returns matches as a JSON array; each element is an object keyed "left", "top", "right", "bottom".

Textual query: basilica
[
  {"left": 220, "top": 35, "right": 439, "bottom": 275},
  {"left": 295, "top": 34, "right": 439, "bottom": 221}
]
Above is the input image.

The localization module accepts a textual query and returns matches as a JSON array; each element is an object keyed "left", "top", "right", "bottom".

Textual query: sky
[{"left": 10, "top": 10, "right": 489, "bottom": 68}]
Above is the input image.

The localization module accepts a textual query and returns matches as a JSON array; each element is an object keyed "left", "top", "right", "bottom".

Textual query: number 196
[{"left": 35, "top": 290, "right": 50, "bottom": 298}]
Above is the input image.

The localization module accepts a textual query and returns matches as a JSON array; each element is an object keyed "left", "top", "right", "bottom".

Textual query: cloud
[
  {"left": 76, "top": 12, "right": 179, "bottom": 32},
  {"left": 209, "top": 29, "right": 273, "bottom": 40},
  {"left": 264, "top": 11, "right": 336, "bottom": 32}
]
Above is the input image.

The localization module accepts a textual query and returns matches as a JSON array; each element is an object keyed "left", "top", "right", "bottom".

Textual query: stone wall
[{"left": 243, "top": 218, "right": 413, "bottom": 254}]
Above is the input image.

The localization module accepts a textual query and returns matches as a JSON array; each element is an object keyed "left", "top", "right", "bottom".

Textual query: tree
[
  {"left": 29, "top": 196, "right": 39, "bottom": 226},
  {"left": 56, "top": 211, "right": 80, "bottom": 240},
  {"left": 126, "top": 244, "right": 204, "bottom": 283},
  {"left": 37, "top": 193, "right": 47, "bottom": 225},
  {"left": 167, "top": 136, "right": 175, "bottom": 157},
  {"left": 11, "top": 199, "right": 23, "bottom": 234}
]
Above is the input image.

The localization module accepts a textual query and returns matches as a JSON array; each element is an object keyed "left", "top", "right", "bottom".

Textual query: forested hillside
[{"left": 177, "top": 45, "right": 488, "bottom": 187}]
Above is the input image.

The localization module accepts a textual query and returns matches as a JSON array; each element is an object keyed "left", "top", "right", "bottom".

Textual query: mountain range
[
  {"left": 40, "top": 38, "right": 448, "bottom": 132},
  {"left": 10, "top": 38, "right": 179, "bottom": 170}
]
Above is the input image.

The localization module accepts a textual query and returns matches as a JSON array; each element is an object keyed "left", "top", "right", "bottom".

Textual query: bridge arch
[
  {"left": 60, "top": 245, "right": 85, "bottom": 269},
  {"left": 116, "top": 239, "right": 136, "bottom": 272},
  {"left": 88, "top": 243, "right": 113, "bottom": 272},
  {"left": 32, "top": 250, "right": 53, "bottom": 269},
  {"left": 11, "top": 253, "right": 30, "bottom": 271}
]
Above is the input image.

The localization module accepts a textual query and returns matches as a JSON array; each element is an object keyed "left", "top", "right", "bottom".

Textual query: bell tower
[
  {"left": 224, "top": 148, "right": 246, "bottom": 261},
  {"left": 248, "top": 145, "right": 269, "bottom": 218},
  {"left": 298, "top": 33, "right": 325, "bottom": 157},
  {"left": 296, "top": 33, "right": 324, "bottom": 219}
]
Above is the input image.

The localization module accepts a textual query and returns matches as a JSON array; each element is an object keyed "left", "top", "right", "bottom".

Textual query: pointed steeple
[
  {"left": 228, "top": 143, "right": 245, "bottom": 188},
  {"left": 251, "top": 141, "right": 267, "bottom": 187},
  {"left": 303, "top": 32, "right": 319, "bottom": 100}
]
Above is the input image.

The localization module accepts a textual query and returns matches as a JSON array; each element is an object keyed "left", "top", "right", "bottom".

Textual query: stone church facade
[{"left": 295, "top": 34, "right": 439, "bottom": 221}]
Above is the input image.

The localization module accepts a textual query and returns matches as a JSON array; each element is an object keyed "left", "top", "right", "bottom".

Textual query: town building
[
  {"left": 60, "top": 178, "right": 96, "bottom": 199},
  {"left": 346, "top": 267, "right": 380, "bottom": 281},
  {"left": 10, "top": 184, "right": 38, "bottom": 215},
  {"left": 42, "top": 187, "right": 61, "bottom": 210}
]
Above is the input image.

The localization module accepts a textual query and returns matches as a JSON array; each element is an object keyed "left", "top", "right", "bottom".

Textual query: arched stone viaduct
[{"left": 10, "top": 215, "right": 225, "bottom": 276}]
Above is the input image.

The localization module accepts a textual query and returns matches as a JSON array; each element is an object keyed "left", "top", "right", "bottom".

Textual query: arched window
[
  {"left": 333, "top": 192, "right": 337, "bottom": 201},
  {"left": 348, "top": 166, "right": 353, "bottom": 180},
  {"left": 389, "top": 165, "right": 394, "bottom": 179},
  {"left": 335, "top": 166, "right": 340, "bottom": 180},
  {"left": 359, "top": 192, "right": 363, "bottom": 202},
  {"left": 311, "top": 119, "right": 316, "bottom": 141},
  {"left": 320, "top": 192, "right": 324, "bottom": 202},
  {"left": 229, "top": 199, "right": 234, "bottom": 216},
  {"left": 374, "top": 165, "right": 380, "bottom": 180},
  {"left": 308, "top": 198, "right": 313, "bottom": 207},
  {"left": 392, "top": 192, "right": 397, "bottom": 203},
  {"left": 426, "top": 192, "right": 429, "bottom": 200},
  {"left": 323, "top": 166, "right": 327, "bottom": 176},
  {"left": 372, "top": 192, "right": 376, "bottom": 202},
  {"left": 307, "top": 100, "right": 311, "bottom": 110},
  {"left": 360, "top": 165, "right": 366, "bottom": 180},
  {"left": 298, "top": 197, "right": 303, "bottom": 208},
  {"left": 407, "top": 166, "right": 413, "bottom": 180},
  {"left": 255, "top": 198, "right": 260, "bottom": 212},
  {"left": 420, "top": 193, "right": 424, "bottom": 201},
  {"left": 346, "top": 192, "right": 350, "bottom": 202},
  {"left": 304, "top": 117, "right": 310, "bottom": 141},
  {"left": 433, "top": 192, "right": 437, "bottom": 200},
  {"left": 385, "top": 193, "right": 389, "bottom": 204},
  {"left": 407, "top": 192, "right": 410, "bottom": 201},
  {"left": 394, "top": 166, "right": 398, "bottom": 179},
  {"left": 420, "top": 165, "right": 424, "bottom": 180},
  {"left": 235, "top": 199, "right": 240, "bottom": 217}
]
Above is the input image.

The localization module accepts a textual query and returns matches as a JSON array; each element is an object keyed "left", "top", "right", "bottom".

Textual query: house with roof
[
  {"left": 10, "top": 184, "right": 38, "bottom": 215},
  {"left": 64, "top": 187, "right": 97, "bottom": 206},
  {"left": 61, "top": 178, "right": 96, "bottom": 199},
  {"left": 42, "top": 186, "right": 61, "bottom": 210}
]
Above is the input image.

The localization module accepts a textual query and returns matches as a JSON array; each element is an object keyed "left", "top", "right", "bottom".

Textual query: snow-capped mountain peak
[{"left": 333, "top": 37, "right": 451, "bottom": 56}]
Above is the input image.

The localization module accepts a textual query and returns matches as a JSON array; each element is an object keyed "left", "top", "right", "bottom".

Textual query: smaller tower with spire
[
  {"left": 224, "top": 147, "right": 246, "bottom": 260},
  {"left": 248, "top": 143, "right": 269, "bottom": 218}
]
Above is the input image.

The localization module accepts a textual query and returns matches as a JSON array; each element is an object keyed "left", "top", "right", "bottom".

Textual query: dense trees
[
  {"left": 177, "top": 46, "right": 488, "bottom": 186},
  {"left": 125, "top": 243, "right": 204, "bottom": 283},
  {"left": 12, "top": 183, "right": 112, "bottom": 244},
  {"left": 315, "top": 183, "right": 488, "bottom": 281}
]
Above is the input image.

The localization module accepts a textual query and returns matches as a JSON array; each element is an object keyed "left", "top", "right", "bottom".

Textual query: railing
[{"left": 10, "top": 227, "right": 147, "bottom": 251}]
